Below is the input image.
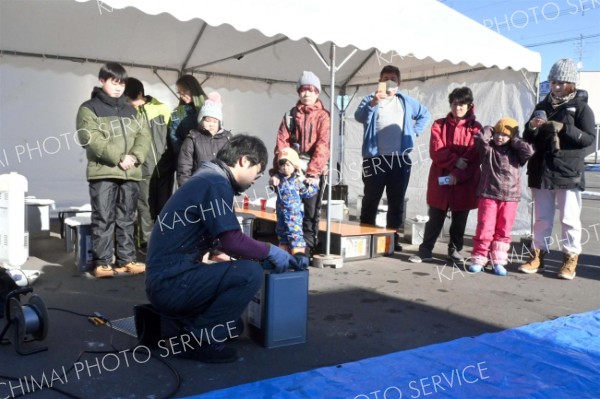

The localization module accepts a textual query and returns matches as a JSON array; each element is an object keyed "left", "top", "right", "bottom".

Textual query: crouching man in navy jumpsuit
[{"left": 145, "top": 135, "right": 304, "bottom": 363}]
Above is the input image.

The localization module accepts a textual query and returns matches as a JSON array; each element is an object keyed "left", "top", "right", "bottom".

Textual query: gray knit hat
[
  {"left": 297, "top": 71, "right": 321, "bottom": 93},
  {"left": 548, "top": 59, "right": 578, "bottom": 84}
]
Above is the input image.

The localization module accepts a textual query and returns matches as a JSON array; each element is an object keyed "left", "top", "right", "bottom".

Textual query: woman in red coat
[{"left": 409, "top": 87, "right": 482, "bottom": 263}]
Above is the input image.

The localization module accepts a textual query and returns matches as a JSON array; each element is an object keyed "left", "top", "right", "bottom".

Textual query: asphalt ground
[{"left": 0, "top": 170, "right": 598, "bottom": 399}]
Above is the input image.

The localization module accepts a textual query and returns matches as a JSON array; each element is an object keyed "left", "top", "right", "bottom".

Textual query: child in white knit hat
[{"left": 177, "top": 92, "right": 232, "bottom": 186}]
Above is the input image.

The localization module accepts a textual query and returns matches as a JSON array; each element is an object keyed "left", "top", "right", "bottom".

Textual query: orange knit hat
[{"left": 494, "top": 117, "right": 519, "bottom": 137}]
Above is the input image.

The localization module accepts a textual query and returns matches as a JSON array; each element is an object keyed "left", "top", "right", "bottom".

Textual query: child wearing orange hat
[
  {"left": 273, "top": 147, "right": 319, "bottom": 256},
  {"left": 469, "top": 117, "right": 534, "bottom": 276}
]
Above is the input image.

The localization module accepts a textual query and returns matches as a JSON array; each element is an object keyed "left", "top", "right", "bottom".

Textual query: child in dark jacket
[
  {"left": 177, "top": 92, "right": 232, "bottom": 186},
  {"left": 274, "top": 147, "right": 319, "bottom": 255},
  {"left": 469, "top": 118, "right": 534, "bottom": 276}
]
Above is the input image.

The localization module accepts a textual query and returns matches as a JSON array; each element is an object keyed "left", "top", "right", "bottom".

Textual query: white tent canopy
[
  {"left": 0, "top": 0, "right": 541, "bottom": 234},
  {"left": 2, "top": 0, "right": 540, "bottom": 85}
]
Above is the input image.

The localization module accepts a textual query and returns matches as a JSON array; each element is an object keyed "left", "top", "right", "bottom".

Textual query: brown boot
[
  {"left": 94, "top": 265, "right": 116, "bottom": 278},
  {"left": 518, "top": 248, "right": 546, "bottom": 274},
  {"left": 114, "top": 262, "right": 146, "bottom": 275},
  {"left": 558, "top": 253, "right": 578, "bottom": 280}
]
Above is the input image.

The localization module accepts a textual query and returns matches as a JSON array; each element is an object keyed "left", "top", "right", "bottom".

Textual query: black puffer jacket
[
  {"left": 177, "top": 128, "right": 232, "bottom": 186},
  {"left": 524, "top": 90, "right": 596, "bottom": 190}
]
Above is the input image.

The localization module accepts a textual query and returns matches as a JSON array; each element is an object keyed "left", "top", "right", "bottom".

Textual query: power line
[
  {"left": 524, "top": 33, "right": 600, "bottom": 47},
  {"left": 496, "top": 6, "right": 589, "bottom": 26}
]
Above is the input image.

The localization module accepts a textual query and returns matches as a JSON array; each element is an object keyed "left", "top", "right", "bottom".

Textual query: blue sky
[{"left": 442, "top": 0, "right": 600, "bottom": 79}]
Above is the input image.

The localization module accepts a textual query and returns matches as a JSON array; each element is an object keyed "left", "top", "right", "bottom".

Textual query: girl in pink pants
[{"left": 469, "top": 118, "right": 534, "bottom": 275}]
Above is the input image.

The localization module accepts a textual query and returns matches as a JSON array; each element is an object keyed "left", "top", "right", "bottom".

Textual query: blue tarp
[{"left": 187, "top": 310, "right": 600, "bottom": 398}]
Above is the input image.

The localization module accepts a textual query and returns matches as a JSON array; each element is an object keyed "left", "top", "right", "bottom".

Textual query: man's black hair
[
  {"left": 217, "top": 135, "right": 268, "bottom": 173},
  {"left": 380, "top": 65, "right": 401, "bottom": 81},
  {"left": 98, "top": 62, "right": 128, "bottom": 83},
  {"left": 176, "top": 75, "right": 206, "bottom": 105},
  {"left": 448, "top": 87, "right": 474, "bottom": 105},
  {"left": 124, "top": 77, "right": 144, "bottom": 100}
]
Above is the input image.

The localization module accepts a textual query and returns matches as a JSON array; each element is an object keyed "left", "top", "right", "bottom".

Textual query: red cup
[
  {"left": 243, "top": 195, "right": 249, "bottom": 209},
  {"left": 260, "top": 198, "right": 267, "bottom": 211}
]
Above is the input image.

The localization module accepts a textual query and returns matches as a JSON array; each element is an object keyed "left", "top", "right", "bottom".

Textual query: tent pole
[
  {"left": 180, "top": 23, "right": 207, "bottom": 74},
  {"left": 185, "top": 37, "right": 288, "bottom": 71},
  {"left": 325, "top": 43, "right": 336, "bottom": 257},
  {"left": 339, "top": 106, "right": 345, "bottom": 184},
  {"left": 340, "top": 49, "right": 376, "bottom": 88},
  {"left": 153, "top": 69, "right": 179, "bottom": 100},
  {"left": 0, "top": 50, "right": 179, "bottom": 74}
]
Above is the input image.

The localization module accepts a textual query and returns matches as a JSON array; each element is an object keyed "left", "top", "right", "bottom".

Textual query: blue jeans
[{"left": 146, "top": 259, "right": 263, "bottom": 341}]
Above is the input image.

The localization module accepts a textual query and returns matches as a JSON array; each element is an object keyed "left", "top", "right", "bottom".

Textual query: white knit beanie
[
  {"left": 547, "top": 59, "right": 578, "bottom": 84},
  {"left": 198, "top": 92, "right": 223, "bottom": 123}
]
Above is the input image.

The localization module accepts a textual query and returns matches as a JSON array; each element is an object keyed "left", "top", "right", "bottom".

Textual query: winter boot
[
  {"left": 518, "top": 248, "right": 546, "bottom": 274},
  {"left": 557, "top": 252, "right": 578, "bottom": 280}
]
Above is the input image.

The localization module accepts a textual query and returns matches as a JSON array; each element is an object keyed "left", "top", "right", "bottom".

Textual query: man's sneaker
[
  {"left": 115, "top": 262, "right": 146, "bottom": 275},
  {"left": 94, "top": 265, "right": 115, "bottom": 278},
  {"left": 408, "top": 251, "right": 433, "bottom": 263},
  {"left": 448, "top": 248, "right": 465, "bottom": 263},
  {"left": 468, "top": 263, "right": 484, "bottom": 273},
  {"left": 493, "top": 264, "right": 508, "bottom": 276},
  {"left": 177, "top": 342, "right": 239, "bottom": 364}
]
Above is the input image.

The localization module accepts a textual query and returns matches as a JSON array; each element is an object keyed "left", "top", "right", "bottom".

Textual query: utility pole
[{"left": 574, "top": 34, "right": 584, "bottom": 70}]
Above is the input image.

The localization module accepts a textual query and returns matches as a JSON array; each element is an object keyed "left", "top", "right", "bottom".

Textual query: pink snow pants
[{"left": 471, "top": 197, "right": 518, "bottom": 266}]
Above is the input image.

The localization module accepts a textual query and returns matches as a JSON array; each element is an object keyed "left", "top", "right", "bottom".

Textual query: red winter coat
[
  {"left": 271, "top": 99, "right": 330, "bottom": 177},
  {"left": 426, "top": 111, "right": 482, "bottom": 211}
]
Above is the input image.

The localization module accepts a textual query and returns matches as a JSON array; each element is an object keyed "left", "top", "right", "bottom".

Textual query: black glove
[{"left": 265, "top": 245, "right": 298, "bottom": 273}]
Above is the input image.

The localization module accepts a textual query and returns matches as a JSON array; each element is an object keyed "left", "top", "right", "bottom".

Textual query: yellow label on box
[
  {"left": 343, "top": 236, "right": 369, "bottom": 258},
  {"left": 376, "top": 236, "right": 386, "bottom": 253}
]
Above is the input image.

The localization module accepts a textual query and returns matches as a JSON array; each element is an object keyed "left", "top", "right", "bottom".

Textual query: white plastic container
[
  {"left": 320, "top": 200, "right": 346, "bottom": 221},
  {"left": 0, "top": 172, "right": 29, "bottom": 267},
  {"left": 25, "top": 197, "right": 55, "bottom": 237}
]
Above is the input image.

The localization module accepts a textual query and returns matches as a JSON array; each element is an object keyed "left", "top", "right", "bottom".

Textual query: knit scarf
[{"left": 549, "top": 91, "right": 576, "bottom": 109}]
